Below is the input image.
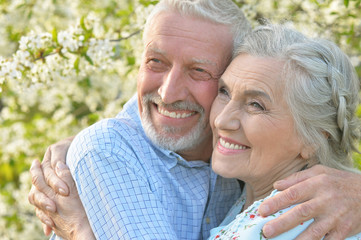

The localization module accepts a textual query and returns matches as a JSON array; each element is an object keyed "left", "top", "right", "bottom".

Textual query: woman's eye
[
  {"left": 218, "top": 87, "right": 229, "bottom": 97},
  {"left": 248, "top": 101, "right": 265, "bottom": 111}
]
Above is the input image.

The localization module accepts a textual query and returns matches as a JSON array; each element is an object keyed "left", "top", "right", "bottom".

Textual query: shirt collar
[{"left": 155, "top": 144, "right": 210, "bottom": 170}]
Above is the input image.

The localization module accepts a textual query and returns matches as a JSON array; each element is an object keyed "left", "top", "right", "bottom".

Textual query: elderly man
[{"left": 28, "top": 0, "right": 361, "bottom": 239}]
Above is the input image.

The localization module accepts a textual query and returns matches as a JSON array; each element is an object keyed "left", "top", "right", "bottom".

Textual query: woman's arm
[{"left": 30, "top": 159, "right": 95, "bottom": 240}]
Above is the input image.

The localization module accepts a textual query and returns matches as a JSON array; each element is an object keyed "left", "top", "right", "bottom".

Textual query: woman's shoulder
[{"left": 208, "top": 190, "right": 313, "bottom": 240}]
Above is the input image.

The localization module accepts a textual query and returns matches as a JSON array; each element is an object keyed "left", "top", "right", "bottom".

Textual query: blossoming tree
[{"left": 0, "top": 0, "right": 360, "bottom": 239}]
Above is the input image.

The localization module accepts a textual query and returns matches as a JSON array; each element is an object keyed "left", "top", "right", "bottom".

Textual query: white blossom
[{"left": 58, "top": 28, "right": 83, "bottom": 52}]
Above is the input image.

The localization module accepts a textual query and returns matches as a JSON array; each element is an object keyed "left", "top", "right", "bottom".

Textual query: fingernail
[
  {"left": 259, "top": 204, "right": 269, "bottom": 215},
  {"left": 274, "top": 179, "right": 284, "bottom": 187},
  {"left": 55, "top": 162, "right": 66, "bottom": 176},
  {"left": 45, "top": 220, "right": 53, "bottom": 227},
  {"left": 58, "top": 188, "right": 67, "bottom": 195},
  {"left": 57, "top": 162, "right": 67, "bottom": 170},
  {"left": 46, "top": 205, "right": 54, "bottom": 213},
  {"left": 30, "top": 160, "right": 38, "bottom": 170},
  {"left": 263, "top": 225, "right": 274, "bottom": 238}
]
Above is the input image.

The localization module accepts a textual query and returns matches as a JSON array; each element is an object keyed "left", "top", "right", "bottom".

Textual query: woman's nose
[{"left": 214, "top": 103, "right": 241, "bottom": 131}]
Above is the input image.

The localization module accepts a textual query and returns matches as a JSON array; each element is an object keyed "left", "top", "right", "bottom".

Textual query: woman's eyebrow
[
  {"left": 243, "top": 90, "right": 271, "bottom": 102},
  {"left": 219, "top": 78, "right": 271, "bottom": 101}
]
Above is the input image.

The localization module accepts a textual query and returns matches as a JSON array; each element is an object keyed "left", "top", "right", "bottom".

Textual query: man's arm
[{"left": 258, "top": 165, "right": 361, "bottom": 240}]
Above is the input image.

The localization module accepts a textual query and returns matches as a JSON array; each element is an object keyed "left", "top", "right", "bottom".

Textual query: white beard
[{"left": 140, "top": 93, "right": 208, "bottom": 152}]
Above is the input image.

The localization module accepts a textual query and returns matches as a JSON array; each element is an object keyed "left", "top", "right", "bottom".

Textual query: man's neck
[{"left": 177, "top": 139, "right": 213, "bottom": 163}]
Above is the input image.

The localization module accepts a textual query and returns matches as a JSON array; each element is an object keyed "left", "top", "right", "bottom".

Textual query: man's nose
[{"left": 158, "top": 66, "right": 189, "bottom": 104}]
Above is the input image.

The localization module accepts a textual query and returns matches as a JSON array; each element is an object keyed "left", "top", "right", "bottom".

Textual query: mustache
[{"left": 142, "top": 93, "right": 204, "bottom": 113}]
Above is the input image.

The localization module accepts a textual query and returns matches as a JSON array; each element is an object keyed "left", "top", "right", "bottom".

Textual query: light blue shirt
[
  {"left": 53, "top": 95, "right": 241, "bottom": 240},
  {"left": 208, "top": 189, "right": 361, "bottom": 240}
]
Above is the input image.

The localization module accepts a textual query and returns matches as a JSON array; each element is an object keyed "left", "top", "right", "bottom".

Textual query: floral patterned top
[{"left": 208, "top": 189, "right": 361, "bottom": 240}]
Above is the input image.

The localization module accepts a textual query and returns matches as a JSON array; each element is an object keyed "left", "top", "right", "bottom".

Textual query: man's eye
[
  {"left": 195, "top": 68, "right": 205, "bottom": 72},
  {"left": 146, "top": 58, "right": 167, "bottom": 72},
  {"left": 190, "top": 68, "right": 213, "bottom": 81},
  {"left": 150, "top": 58, "right": 161, "bottom": 63}
]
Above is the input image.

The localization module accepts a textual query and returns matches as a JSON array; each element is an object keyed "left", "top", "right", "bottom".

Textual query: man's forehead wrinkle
[{"left": 156, "top": 25, "right": 215, "bottom": 45}]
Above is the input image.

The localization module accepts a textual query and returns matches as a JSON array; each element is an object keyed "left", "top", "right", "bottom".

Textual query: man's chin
[{"left": 143, "top": 124, "right": 202, "bottom": 152}]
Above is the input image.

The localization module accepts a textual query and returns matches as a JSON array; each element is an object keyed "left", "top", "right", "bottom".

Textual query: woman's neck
[
  {"left": 243, "top": 183, "right": 273, "bottom": 210},
  {"left": 242, "top": 160, "right": 310, "bottom": 210}
]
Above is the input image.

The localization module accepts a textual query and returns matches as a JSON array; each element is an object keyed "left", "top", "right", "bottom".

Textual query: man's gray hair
[
  {"left": 143, "top": 0, "right": 251, "bottom": 55},
  {"left": 236, "top": 24, "right": 360, "bottom": 172}
]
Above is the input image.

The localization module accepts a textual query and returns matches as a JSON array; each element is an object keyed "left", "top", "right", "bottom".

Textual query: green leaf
[
  {"left": 139, "top": 0, "right": 159, "bottom": 7},
  {"left": 357, "top": 0, "right": 361, "bottom": 7},
  {"left": 58, "top": 49, "right": 69, "bottom": 59},
  {"left": 344, "top": 0, "right": 349, "bottom": 7},
  {"left": 44, "top": 47, "right": 55, "bottom": 56},
  {"left": 52, "top": 28, "right": 58, "bottom": 44},
  {"left": 74, "top": 57, "right": 80, "bottom": 74},
  {"left": 83, "top": 54, "right": 93, "bottom": 65},
  {"left": 127, "top": 56, "right": 135, "bottom": 65},
  {"left": 80, "top": 15, "right": 87, "bottom": 31}
]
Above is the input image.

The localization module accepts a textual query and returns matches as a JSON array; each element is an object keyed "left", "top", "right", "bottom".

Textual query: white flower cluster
[
  {"left": 86, "top": 38, "right": 114, "bottom": 69},
  {"left": 19, "top": 31, "right": 53, "bottom": 52},
  {"left": 58, "top": 28, "right": 84, "bottom": 54},
  {"left": 0, "top": 13, "right": 120, "bottom": 91}
]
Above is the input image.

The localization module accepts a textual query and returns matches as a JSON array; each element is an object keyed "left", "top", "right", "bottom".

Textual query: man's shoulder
[
  {"left": 66, "top": 117, "right": 153, "bottom": 174},
  {"left": 72, "top": 117, "right": 145, "bottom": 152}
]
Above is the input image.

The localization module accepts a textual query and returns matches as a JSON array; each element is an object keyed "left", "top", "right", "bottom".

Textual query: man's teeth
[
  {"left": 158, "top": 108, "right": 194, "bottom": 119},
  {"left": 220, "top": 138, "right": 247, "bottom": 150}
]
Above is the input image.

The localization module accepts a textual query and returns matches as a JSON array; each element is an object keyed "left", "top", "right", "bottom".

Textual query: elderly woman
[{"left": 208, "top": 24, "right": 361, "bottom": 239}]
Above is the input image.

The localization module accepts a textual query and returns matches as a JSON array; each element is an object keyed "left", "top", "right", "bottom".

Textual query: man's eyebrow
[
  {"left": 146, "top": 47, "right": 166, "bottom": 55},
  {"left": 192, "top": 58, "right": 217, "bottom": 66}
]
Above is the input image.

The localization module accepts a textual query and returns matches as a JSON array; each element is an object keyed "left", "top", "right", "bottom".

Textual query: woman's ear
[{"left": 300, "top": 145, "right": 315, "bottom": 160}]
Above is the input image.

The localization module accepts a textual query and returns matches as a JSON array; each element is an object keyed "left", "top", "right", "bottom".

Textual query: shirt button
[{"left": 206, "top": 217, "right": 210, "bottom": 224}]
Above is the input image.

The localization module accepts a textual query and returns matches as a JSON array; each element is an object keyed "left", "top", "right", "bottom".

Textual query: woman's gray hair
[
  {"left": 236, "top": 24, "right": 360, "bottom": 172},
  {"left": 143, "top": 0, "right": 251, "bottom": 55}
]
